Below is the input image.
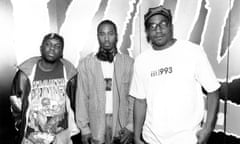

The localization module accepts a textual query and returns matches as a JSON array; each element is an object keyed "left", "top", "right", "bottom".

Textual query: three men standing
[{"left": 11, "top": 5, "right": 220, "bottom": 144}]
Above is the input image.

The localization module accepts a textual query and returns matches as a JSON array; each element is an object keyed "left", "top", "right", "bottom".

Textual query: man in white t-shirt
[{"left": 130, "top": 5, "right": 220, "bottom": 144}]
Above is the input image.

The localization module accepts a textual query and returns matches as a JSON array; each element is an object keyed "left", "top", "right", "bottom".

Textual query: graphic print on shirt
[
  {"left": 24, "top": 78, "right": 67, "bottom": 144},
  {"left": 104, "top": 78, "right": 112, "bottom": 91}
]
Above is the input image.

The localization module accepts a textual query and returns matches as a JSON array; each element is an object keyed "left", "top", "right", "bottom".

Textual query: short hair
[
  {"left": 97, "top": 20, "right": 118, "bottom": 34},
  {"left": 41, "top": 33, "right": 64, "bottom": 49}
]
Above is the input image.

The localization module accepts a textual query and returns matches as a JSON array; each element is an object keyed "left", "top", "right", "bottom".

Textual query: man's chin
[
  {"left": 102, "top": 46, "right": 113, "bottom": 51},
  {"left": 152, "top": 42, "right": 165, "bottom": 47},
  {"left": 43, "top": 57, "right": 59, "bottom": 63}
]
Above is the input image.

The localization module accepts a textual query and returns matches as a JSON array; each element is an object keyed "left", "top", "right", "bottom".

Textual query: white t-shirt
[
  {"left": 130, "top": 40, "right": 220, "bottom": 144},
  {"left": 101, "top": 61, "right": 114, "bottom": 114}
]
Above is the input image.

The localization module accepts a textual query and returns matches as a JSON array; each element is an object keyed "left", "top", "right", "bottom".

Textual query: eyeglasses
[{"left": 148, "top": 21, "right": 169, "bottom": 31}]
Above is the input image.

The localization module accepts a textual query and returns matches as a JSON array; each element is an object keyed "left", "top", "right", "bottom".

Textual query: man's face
[
  {"left": 146, "top": 14, "right": 173, "bottom": 50},
  {"left": 41, "top": 38, "right": 63, "bottom": 63},
  {"left": 97, "top": 23, "right": 117, "bottom": 51}
]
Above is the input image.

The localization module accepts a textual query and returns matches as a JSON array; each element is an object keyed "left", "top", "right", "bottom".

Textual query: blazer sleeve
[
  {"left": 126, "top": 58, "right": 134, "bottom": 131},
  {"left": 75, "top": 60, "right": 91, "bottom": 135}
]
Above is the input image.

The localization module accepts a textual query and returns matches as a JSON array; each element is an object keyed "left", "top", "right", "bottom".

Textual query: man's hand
[
  {"left": 197, "top": 89, "right": 219, "bottom": 144},
  {"left": 119, "top": 127, "right": 134, "bottom": 144},
  {"left": 196, "top": 127, "right": 212, "bottom": 144},
  {"left": 81, "top": 133, "right": 92, "bottom": 144},
  {"left": 134, "top": 138, "right": 145, "bottom": 144},
  {"left": 53, "top": 130, "right": 71, "bottom": 144}
]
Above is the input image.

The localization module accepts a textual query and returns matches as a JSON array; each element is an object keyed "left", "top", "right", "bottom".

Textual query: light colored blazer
[{"left": 76, "top": 53, "right": 134, "bottom": 143}]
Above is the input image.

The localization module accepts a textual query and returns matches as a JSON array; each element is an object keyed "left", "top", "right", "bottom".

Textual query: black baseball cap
[{"left": 144, "top": 5, "right": 172, "bottom": 24}]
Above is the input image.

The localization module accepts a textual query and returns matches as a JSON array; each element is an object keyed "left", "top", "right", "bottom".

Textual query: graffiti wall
[{"left": 0, "top": 0, "right": 239, "bottom": 143}]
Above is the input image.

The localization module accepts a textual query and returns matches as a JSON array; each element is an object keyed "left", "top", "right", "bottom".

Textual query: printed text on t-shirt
[{"left": 151, "top": 66, "right": 173, "bottom": 77}]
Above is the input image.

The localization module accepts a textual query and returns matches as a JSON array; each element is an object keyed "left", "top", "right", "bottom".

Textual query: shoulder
[
  {"left": 18, "top": 56, "right": 41, "bottom": 76},
  {"left": 61, "top": 58, "right": 76, "bottom": 70},
  {"left": 134, "top": 49, "right": 152, "bottom": 64},
  {"left": 77, "top": 53, "right": 97, "bottom": 70},
  {"left": 19, "top": 56, "right": 41, "bottom": 68},
  {"left": 79, "top": 53, "right": 96, "bottom": 64},
  {"left": 116, "top": 53, "right": 134, "bottom": 63},
  {"left": 60, "top": 58, "right": 77, "bottom": 79},
  {"left": 178, "top": 40, "right": 202, "bottom": 49},
  {"left": 176, "top": 40, "right": 204, "bottom": 54}
]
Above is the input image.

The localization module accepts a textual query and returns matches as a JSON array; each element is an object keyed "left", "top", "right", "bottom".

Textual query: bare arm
[
  {"left": 205, "top": 90, "right": 219, "bottom": 131},
  {"left": 134, "top": 98, "right": 147, "bottom": 144},
  {"left": 197, "top": 89, "right": 219, "bottom": 144}
]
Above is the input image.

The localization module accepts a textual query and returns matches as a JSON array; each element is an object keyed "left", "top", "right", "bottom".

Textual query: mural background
[{"left": 0, "top": 0, "right": 240, "bottom": 143}]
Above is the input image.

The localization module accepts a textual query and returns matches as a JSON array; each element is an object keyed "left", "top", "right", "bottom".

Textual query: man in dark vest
[{"left": 10, "top": 33, "right": 79, "bottom": 144}]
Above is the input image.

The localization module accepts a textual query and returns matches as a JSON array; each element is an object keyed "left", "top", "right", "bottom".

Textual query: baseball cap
[{"left": 144, "top": 5, "right": 172, "bottom": 24}]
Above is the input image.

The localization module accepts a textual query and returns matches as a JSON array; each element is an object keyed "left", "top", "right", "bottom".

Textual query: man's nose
[
  {"left": 104, "top": 35, "right": 110, "bottom": 41},
  {"left": 155, "top": 25, "right": 163, "bottom": 33},
  {"left": 49, "top": 45, "right": 55, "bottom": 50}
]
